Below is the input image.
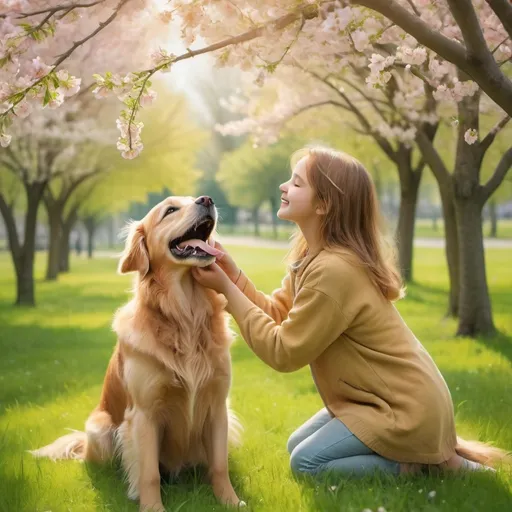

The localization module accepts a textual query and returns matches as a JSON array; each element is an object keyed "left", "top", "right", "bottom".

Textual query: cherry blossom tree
[{"left": 0, "top": 110, "right": 106, "bottom": 304}]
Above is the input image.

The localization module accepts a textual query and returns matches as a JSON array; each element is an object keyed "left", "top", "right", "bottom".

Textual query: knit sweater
[{"left": 234, "top": 249, "right": 457, "bottom": 464}]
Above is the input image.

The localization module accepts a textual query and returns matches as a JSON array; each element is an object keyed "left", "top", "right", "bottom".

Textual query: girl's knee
[
  {"left": 286, "top": 432, "right": 301, "bottom": 455},
  {"left": 289, "top": 446, "right": 315, "bottom": 475}
]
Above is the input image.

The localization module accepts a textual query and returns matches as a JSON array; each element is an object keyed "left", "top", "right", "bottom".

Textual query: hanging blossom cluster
[
  {"left": 0, "top": 2, "right": 84, "bottom": 147},
  {"left": 91, "top": 47, "right": 175, "bottom": 159}
]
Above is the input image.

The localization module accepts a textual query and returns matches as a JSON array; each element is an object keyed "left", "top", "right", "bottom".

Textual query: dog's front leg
[
  {"left": 133, "top": 410, "right": 165, "bottom": 512},
  {"left": 205, "top": 401, "right": 243, "bottom": 507}
]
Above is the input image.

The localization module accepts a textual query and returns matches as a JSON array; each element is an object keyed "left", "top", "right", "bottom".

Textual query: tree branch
[
  {"left": 480, "top": 114, "right": 511, "bottom": 155},
  {"left": 15, "top": 1, "right": 105, "bottom": 18},
  {"left": 415, "top": 129, "right": 451, "bottom": 188},
  {"left": 485, "top": 0, "right": 512, "bottom": 40},
  {"left": 482, "top": 147, "right": 512, "bottom": 200},
  {"left": 353, "top": 0, "right": 512, "bottom": 116},
  {"left": 446, "top": 0, "right": 491, "bottom": 61},
  {"left": 0, "top": 191, "right": 21, "bottom": 258}
]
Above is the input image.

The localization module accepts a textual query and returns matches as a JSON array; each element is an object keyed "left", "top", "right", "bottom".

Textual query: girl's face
[{"left": 278, "top": 157, "right": 321, "bottom": 223}]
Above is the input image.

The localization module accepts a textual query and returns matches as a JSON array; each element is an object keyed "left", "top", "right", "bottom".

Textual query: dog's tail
[
  {"left": 455, "top": 436, "right": 511, "bottom": 468},
  {"left": 227, "top": 401, "right": 243, "bottom": 448},
  {"left": 29, "top": 430, "right": 87, "bottom": 460},
  {"left": 30, "top": 409, "right": 115, "bottom": 462}
]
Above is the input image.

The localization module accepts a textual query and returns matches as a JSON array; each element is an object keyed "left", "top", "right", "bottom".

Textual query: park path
[{"left": 94, "top": 235, "right": 512, "bottom": 259}]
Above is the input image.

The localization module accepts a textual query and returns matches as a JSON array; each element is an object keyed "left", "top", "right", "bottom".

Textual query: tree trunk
[
  {"left": 84, "top": 217, "right": 97, "bottom": 259},
  {"left": 453, "top": 90, "right": 495, "bottom": 336},
  {"left": 59, "top": 209, "right": 78, "bottom": 273},
  {"left": 252, "top": 207, "right": 260, "bottom": 237},
  {"left": 45, "top": 207, "right": 62, "bottom": 281},
  {"left": 107, "top": 215, "right": 116, "bottom": 249},
  {"left": 394, "top": 148, "right": 422, "bottom": 282},
  {"left": 488, "top": 199, "right": 498, "bottom": 238},
  {"left": 432, "top": 212, "right": 438, "bottom": 231},
  {"left": 0, "top": 182, "right": 46, "bottom": 306},
  {"left": 395, "top": 172, "right": 421, "bottom": 282},
  {"left": 59, "top": 229, "right": 71, "bottom": 273},
  {"left": 455, "top": 199, "right": 495, "bottom": 336},
  {"left": 439, "top": 190, "right": 460, "bottom": 317},
  {"left": 269, "top": 197, "right": 278, "bottom": 239}
]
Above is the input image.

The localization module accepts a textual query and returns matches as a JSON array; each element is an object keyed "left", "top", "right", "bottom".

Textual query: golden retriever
[{"left": 31, "top": 196, "right": 244, "bottom": 511}]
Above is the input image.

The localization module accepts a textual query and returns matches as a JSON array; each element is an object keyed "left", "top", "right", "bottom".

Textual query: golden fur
[{"left": 31, "top": 196, "right": 243, "bottom": 511}]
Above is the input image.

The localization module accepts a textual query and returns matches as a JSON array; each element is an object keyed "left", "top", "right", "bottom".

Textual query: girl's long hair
[{"left": 288, "top": 146, "right": 404, "bottom": 302}]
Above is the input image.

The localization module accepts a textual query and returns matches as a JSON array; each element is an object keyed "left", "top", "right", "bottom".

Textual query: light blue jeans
[{"left": 287, "top": 408, "right": 400, "bottom": 477}]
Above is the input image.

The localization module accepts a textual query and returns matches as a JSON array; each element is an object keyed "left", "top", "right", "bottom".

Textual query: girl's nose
[{"left": 279, "top": 182, "right": 287, "bottom": 193}]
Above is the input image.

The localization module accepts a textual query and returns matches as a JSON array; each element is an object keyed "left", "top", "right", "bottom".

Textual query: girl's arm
[
  {"left": 224, "top": 280, "right": 347, "bottom": 372},
  {"left": 215, "top": 241, "right": 292, "bottom": 324}
]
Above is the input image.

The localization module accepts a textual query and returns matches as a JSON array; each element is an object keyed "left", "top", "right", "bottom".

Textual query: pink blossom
[
  {"left": 0, "top": 101, "right": 13, "bottom": 114},
  {"left": 0, "top": 132, "right": 12, "bottom": 147},
  {"left": 140, "top": 89, "right": 157, "bottom": 107},
  {"left": 13, "top": 98, "right": 31, "bottom": 118},
  {"left": 27, "top": 57, "right": 53, "bottom": 80},
  {"left": 464, "top": 128, "right": 478, "bottom": 145},
  {"left": 352, "top": 30, "right": 369, "bottom": 52},
  {"left": 92, "top": 85, "right": 110, "bottom": 99}
]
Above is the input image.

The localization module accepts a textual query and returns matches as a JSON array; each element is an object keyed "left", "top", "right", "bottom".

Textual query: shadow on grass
[
  {"left": 0, "top": 320, "right": 115, "bottom": 414},
  {"left": 86, "top": 455, "right": 249, "bottom": 512}
]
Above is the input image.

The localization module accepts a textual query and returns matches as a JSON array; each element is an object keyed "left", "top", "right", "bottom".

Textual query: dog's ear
[{"left": 118, "top": 222, "right": 150, "bottom": 277}]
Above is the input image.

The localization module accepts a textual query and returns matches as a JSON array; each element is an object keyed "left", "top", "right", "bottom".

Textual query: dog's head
[{"left": 118, "top": 195, "right": 220, "bottom": 277}]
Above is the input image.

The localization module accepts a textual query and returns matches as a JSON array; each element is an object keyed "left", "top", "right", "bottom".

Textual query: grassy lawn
[
  {"left": 216, "top": 218, "right": 512, "bottom": 242},
  {"left": 0, "top": 247, "right": 511, "bottom": 512}
]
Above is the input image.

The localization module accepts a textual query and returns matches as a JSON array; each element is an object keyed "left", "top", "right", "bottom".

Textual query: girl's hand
[
  {"left": 191, "top": 262, "right": 232, "bottom": 294},
  {"left": 213, "top": 241, "right": 240, "bottom": 283}
]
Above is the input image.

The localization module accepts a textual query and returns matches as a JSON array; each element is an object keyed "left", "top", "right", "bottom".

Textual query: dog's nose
[{"left": 195, "top": 196, "right": 214, "bottom": 207}]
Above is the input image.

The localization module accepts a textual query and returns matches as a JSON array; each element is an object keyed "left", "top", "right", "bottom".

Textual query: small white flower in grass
[
  {"left": 377, "top": 507, "right": 387, "bottom": 512},
  {"left": 329, "top": 486, "right": 337, "bottom": 492},
  {"left": 362, "top": 509, "right": 373, "bottom": 512},
  {"left": 464, "top": 128, "right": 478, "bottom": 145},
  {"left": 419, "top": 489, "right": 424, "bottom": 493},
  {"left": 428, "top": 490, "right": 437, "bottom": 499}
]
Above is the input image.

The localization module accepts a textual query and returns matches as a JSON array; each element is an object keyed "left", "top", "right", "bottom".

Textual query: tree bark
[
  {"left": 0, "top": 182, "right": 46, "bottom": 306},
  {"left": 439, "top": 189, "right": 460, "bottom": 317},
  {"left": 453, "top": 92, "right": 496, "bottom": 336},
  {"left": 45, "top": 206, "right": 63, "bottom": 281},
  {"left": 394, "top": 148, "right": 423, "bottom": 282},
  {"left": 455, "top": 198, "right": 495, "bottom": 336},
  {"left": 59, "top": 209, "right": 78, "bottom": 273},
  {"left": 252, "top": 206, "right": 260, "bottom": 237},
  {"left": 415, "top": 129, "right": 459, "bottom": 317},
  {"left": 488, "top": 199, "right": 498, "bottom": 238},
  {"left": 107, "top": 215, "right": 116, "bottom": 249},
  {"left": 84, "top": 216, "right": 98, "bottom": 259},
  {"left": 269, "top": 197, "right": 278, "bottom": 239}
]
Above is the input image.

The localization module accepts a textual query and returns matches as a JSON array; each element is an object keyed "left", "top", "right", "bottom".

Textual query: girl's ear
[{"left": 315, "top": 202, "right": 327, "bottom": 215}]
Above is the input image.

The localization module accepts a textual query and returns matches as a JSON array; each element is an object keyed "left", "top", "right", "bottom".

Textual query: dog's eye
[{"left": 164, "top": 206, "right": 178, "bottom": 217}]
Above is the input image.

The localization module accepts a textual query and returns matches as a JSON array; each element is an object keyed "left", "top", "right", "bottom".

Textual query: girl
[{"left": 192, "top": 146, "right": 505, "bottom": 478}]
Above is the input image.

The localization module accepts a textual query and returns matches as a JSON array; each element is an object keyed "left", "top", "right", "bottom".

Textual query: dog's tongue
[{"left": 179, "top": 239, "right": 224, "bottom": 259}]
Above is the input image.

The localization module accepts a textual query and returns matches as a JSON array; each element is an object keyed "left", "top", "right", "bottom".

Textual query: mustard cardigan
[{"left": 235, "top": 249, "right": 457, "bottom": 464}]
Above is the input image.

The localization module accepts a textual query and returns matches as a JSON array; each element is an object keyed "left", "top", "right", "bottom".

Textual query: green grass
[
  {"left": 214, "top": 218, "right": 512, "bottom": 242},
  {"left": 0, "top": 248, "right": 511, "bottom": 512}
]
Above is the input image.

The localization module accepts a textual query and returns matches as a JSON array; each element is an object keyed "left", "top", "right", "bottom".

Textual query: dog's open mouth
[{"left": 169, "top": 216, "right": 221, "bottom": 259}]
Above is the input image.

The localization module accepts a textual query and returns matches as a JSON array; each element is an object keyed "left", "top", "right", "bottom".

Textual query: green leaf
[{"left": 43, "top": 87, "right": 52, "bottom": 107}]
